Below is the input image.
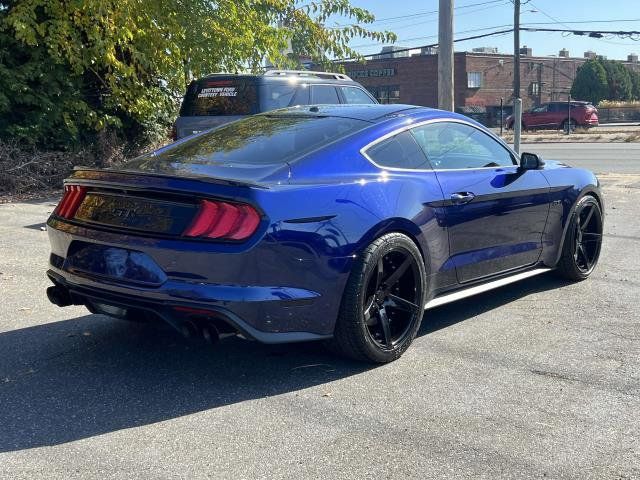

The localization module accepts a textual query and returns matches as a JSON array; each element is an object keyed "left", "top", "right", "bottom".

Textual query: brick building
[{"left": 340, "top": 49, "right": 640, "bottom": 117}]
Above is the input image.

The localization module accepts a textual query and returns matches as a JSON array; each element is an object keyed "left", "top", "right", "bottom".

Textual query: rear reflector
[
  {"left": 183, "top": 199, "right": 260, "bottom": 241},
  {"left": 54, "top": 185, "right": 88, "bottom": 219}
]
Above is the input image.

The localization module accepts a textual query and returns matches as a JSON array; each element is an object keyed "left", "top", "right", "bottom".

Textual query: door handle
[{"left": 450, "top": 192, "right": 475, "bottom": 205}]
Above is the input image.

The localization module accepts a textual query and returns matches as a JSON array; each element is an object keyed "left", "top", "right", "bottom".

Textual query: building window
[
  {"left": 366, "top": 85, "right": 401, "bottom": 104},
  {"left": 530, "top": 82, "right": 540, "bottom": 95},
  {"left": 467, "top": 72, "right": 482, "bottom": 88}
]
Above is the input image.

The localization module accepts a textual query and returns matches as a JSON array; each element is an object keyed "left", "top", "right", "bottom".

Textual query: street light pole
[
  {"left": 512, "top": 0, "right": 522, "bottom": 153},
  {"left": 438, "top": 0, "right": 454, "bottom": 111}
]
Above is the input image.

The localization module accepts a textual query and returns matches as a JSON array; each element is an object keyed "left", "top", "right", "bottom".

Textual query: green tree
[
  {"left": 630, "top": 69, "right": 640, "bottom": 100},
  {"left": 570, "top": 59, "right": 608, "bottom": 104},
  {"left": 0, "top": 0, "right": 395, "bottom": 148},
  {"left": 601, "top": 59, "right": 633, "bottom": 101}
]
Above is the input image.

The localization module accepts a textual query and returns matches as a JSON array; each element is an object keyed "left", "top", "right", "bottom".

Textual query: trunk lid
[{"left": 50, "top": 168, "right": 270, "bottom": 240}]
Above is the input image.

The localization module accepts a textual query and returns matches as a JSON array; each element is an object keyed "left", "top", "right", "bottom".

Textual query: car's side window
[
  {"left": 339, "top": 86, "right": 375, "bottom": 104},
  {"left": 311, "top": 85, "right": 340, "bottom": 104},
  {"left": 365, "top": 131, "right": 431, "bottom": 170},
  {"left": 410, "top": 122, "right": 516, "bottom": 170},
  {"left": 531, "top": 105, "right": 548, "bottom": 113}
]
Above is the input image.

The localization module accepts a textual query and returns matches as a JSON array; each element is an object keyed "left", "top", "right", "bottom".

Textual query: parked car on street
[
  {"left": 46, "top": 104, "right": 603, "bottom": 363},
  {"left": 172, "top": 70, "right": 377, "bottom": 139},
  {"left": 506, "top": 101, "right": 599, "bottom": 130}
]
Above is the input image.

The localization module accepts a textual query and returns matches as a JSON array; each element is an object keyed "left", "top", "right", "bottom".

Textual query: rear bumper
[
  {"left": 46, "top": 213, "right": 355, "bottom": 342},
  {"left": 47, "top": 268, "right": 332, "bottom": 344}
]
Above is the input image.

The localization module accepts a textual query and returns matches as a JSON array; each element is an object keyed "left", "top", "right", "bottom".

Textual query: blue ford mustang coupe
[{"left": 46, "top": 104, "right": 603, "bottom": 362}]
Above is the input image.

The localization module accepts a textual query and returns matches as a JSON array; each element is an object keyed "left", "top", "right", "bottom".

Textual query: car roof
[
  {"left": 263, "top": 104, "right": 429, "bottom": 122},
  {"left": 549, "top": 101, "right": 591, "bottom": 105},
  {"left": 197, "top": 72, "right": 361, "bottom": 85}
]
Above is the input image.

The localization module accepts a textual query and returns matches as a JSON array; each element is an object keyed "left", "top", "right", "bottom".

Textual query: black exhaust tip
[
  {"left": 202, "top": 322, "right": 220, "bottom": 345},
  {"left": 46, "top": 285, "right": 73, "bottom": 307}
]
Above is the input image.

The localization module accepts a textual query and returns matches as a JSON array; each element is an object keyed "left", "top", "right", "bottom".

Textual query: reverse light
[
  {"left": 183, "top": 199, "right": 261, "bottom": 241},
  {"left": 54, "top": 185, "right": 88, "bottom": 219}
]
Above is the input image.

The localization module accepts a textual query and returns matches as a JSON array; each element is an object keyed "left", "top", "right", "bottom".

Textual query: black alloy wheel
[
  {"left": 362, "top": 250, "right": 422, "bottom": 350},
  {"left": 328, "top": 233, "right": 426, "bottom": 363},
  {"left": 572, "top": 198, "right": 603, "bottom": 275},
  {"left": 556, "top": 195, "right": 603, "bottom": 280}
]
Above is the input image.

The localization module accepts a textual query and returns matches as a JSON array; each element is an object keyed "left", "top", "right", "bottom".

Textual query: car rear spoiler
[{"left": 70, "top": 167, "right": 270, "bottom": 190}]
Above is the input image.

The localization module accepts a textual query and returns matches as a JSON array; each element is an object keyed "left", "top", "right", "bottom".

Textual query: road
[
  {"left": 521, "top": 142, "right": 640, "bottom": 174},
  {"left": 1, "top": 173, "right": 639, "bottom": 478}
]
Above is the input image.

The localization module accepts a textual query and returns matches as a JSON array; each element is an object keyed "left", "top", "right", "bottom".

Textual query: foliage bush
[{"left": 0, "top": 0, "right": 394, "bottom": 152}]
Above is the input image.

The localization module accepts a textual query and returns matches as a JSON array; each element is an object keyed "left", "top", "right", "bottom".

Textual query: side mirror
[{"left": 520, "top": 152, "right": 544, "bottom": 170}]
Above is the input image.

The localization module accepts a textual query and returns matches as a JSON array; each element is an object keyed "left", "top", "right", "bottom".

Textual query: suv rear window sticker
[{"left": 198, "top": 87, "right": 238, "bottom": 98}]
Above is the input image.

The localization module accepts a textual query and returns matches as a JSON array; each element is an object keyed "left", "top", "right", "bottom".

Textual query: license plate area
[
  {"left": 74, "top": 192, "right": 196, "bottom": 235},
  {"left": 64, "top": 243, "right": 167, "bottom": 286}
]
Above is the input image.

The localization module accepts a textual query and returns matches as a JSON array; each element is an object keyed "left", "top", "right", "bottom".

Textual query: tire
[
  {"left": 555, "top": 195, "right": 603, "bottom": 281},
  {"left": 326, "top": 232, "right": 427, "bottom": 363}
]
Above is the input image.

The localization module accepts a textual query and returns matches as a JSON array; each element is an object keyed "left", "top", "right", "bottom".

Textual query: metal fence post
[
  {"left": 500, "top": 97, "right": 504, "bottom": 136},
  {"left": 566, "top": 94, "right": 572, "bottom": 135}
]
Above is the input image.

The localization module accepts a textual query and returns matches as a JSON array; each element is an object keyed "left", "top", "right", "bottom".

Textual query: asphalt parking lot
[{"left": 0, "top": 172, "right": 639, "bottom": 479}]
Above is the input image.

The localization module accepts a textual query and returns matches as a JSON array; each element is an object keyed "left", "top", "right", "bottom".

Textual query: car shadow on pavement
[
  {"left": 419, "top": 272, "right": 572, "bottom": 335},
  {"left": 0, "top": 272, "right": 570, "bottom": 453}
]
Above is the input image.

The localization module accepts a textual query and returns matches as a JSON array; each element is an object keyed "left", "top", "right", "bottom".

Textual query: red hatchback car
[{"left": 507, "top": 101, "right": 599, "bottom": 130}]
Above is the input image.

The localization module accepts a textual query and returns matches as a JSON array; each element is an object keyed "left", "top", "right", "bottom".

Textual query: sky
[{"left": 337, "top": 0, "right": 640, "bottom": 61}]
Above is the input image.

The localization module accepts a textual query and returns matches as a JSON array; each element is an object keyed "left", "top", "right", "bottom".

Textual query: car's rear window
[
  {"left": 179, "top": 79, "right": 258, "bottom": 116},
  {"left": 125, "top": 115, "right": 370, "bottom": 168}
]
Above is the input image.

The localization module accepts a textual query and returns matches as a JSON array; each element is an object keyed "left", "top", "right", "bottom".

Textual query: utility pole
[
  {"left": 438, "top": 0, "right": 454, "bottom": 111},
  {"left": 512, "top": 0, "right": 522, "bottom": 153},
  {"left": 513, "top": 0, "right": 520, "bottom": 101}
]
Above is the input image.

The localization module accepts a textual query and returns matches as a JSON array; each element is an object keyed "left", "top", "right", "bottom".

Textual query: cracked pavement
[{"left": 0, "top": 172, "right": 638, "bottom": 479}]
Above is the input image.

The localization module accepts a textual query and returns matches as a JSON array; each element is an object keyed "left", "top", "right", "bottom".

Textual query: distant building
[
  {"left": 519, "top": 45, "right": 533, "bottom": 57},
  {"left": 472, "top": 47, "right": 499, "bottom": 54},
  {"left": 372, "top": 46, "right": 411, "bottom": 60},
  {"left": 339, "top": 48, "right": 640, "bottom": 121}
]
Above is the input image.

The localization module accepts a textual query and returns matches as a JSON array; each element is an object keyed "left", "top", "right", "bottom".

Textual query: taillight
[
  {"left": 183, "top": 199, "right": 261, "bottom": 241},
  {"left": 54, "top": 185, "right": 88, "bottom": 219}
]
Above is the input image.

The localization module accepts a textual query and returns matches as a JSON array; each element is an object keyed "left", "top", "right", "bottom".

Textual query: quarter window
[
  {"left": 339, "top": 86, "right": 375, "bottom": 104},
  {"left": 365, "top": 131, "right": 430, "bottom": 170},
  {"left": 311, "top": 85, "right": 340, "bottom": 104},
  {"left": 260, "top": 83, "right": 309, "bottom": 110},
  {"left": 410, "top": 122, "right": 516, "bottom": 170}
]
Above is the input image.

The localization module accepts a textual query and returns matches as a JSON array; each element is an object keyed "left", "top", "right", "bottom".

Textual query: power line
[
  {"left": 339, "top": 27, "right": 640, "bottom": 62},
  {"left": 349, "top": 24, "right": 514, "bottom": 49},
  {"left": 525, "top": 18, "right": 640, "bottom": 25},
  {"left": 366, "top": 2, "right": 510, "bottom": 34},
  {"left": 521, "top": 27, "right": 640, "bottom": 37},
  {"left": 331, "top": 0, "right": 506, "bottom": 27},
  {"left": 340, "top": 28, "right": 515, "bottom": 61},
  {"left": 519, "top": 2, "right": 640, "bottom": 46},
  {"left": 349, "top": 19, "right": 640, "bottom": 51}
]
